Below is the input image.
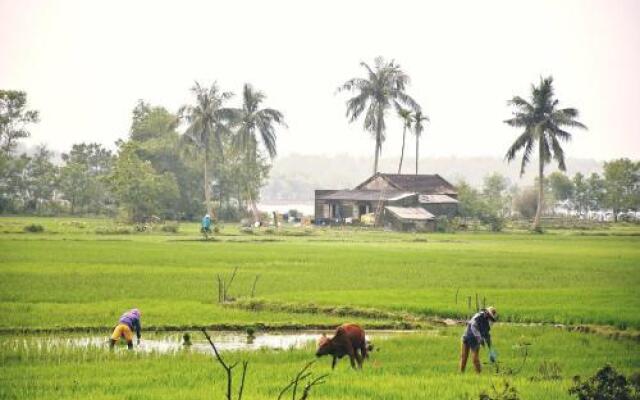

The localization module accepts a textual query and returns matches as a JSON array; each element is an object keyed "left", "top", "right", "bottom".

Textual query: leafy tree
[
  {"left": 569, "top": 364, "right": 640, "bottom": 400},
  {"left": 25, "top": 145, "right": 58, "bottom": 212},
  {"left": 338, "top": 56, "right": 420, "bottom": 174},
  {"left": 0, "top": 90, "right": 39, "bottom": 153},
  {"left": 0, "top": 153, "right": 30, "bottom": 212},
  {"left": 59, "top": 143, "right": 114, "bottom": 214},
  {"left": 572, "top": 172, "right": 589, "bottom": 214},
  {"left": 396, "top": 106, "right": 413, "bottom": 173},
  {"left": 234, "top": 83, "right": 285, "bottom": 219},
  {"left": 504, "top": 76, "right": 587, "bottom": 231},
  {"left": 514, "top": 187, "right": 539, "bottom": 219},
  {"left": 483, "top": 172, "right": 511, "bottom": 217},
  {"left": 413, "top": 111, "right": 429, "bottom": 175},
  {"left": 456, "top": 178, "right": 506, "bottom": 231},
  {"left": 602, "top": 158, "right": 640, "bottom": 221},
  {"left": 548, "top": 171, "right": 574, "bottom": 202},
  {"left": 109, "top": 142, "right": 178, "bottom": 222},
  {"left": 128, "top": 101, "right": 201, "bottom": 219},
  {"left": 586, "top": 173, "right": 605, "bottom": 212},
  {"left": 179, "top": 82, "right": 237, "bottom": 218}
]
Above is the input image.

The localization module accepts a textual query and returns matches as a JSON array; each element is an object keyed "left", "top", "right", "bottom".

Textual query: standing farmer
[
  {"left": 459, "top": 307, "right": 497, "bottom": 373},
  {"left": 110, "top": 308, "right": 142, "bottom": 350}
]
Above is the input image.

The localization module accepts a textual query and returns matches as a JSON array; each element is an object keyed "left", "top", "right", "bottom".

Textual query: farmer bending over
[
  {"left": 110, "top": 308, "right": 141, "bottom": 350},
  {"left": 459, "top": 306, "right": 497, "bottom": 373}
]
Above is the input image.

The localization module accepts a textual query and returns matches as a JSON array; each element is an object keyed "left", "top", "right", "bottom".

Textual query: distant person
[
  {"left": 110, "top": 308, "right": 142, "bottom": 350},
  {"left": 459, "top": 307, "right": 497, "bottom": 373},
  {"left": 201, "top": 213, "right": 212, "bottom": 235}
]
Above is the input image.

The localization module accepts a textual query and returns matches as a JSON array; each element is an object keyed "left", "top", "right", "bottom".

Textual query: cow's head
[{"left": 315, "top": 334, "right": 333, "bottom": 357}]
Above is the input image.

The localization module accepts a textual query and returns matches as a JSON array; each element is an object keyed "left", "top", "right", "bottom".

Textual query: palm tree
[
  {"left": 504, "top": 76, "right": 587, "bottom": 231},
  {"left": 179, "top": 81, "right": 237, "bottom": 218},
  {"left": 234, "top": 83, "right": 286, "bottom": 220},
  {"left": 338, "top": 56, "right": 419, "bottom": 174},
  {"left": 413, "top": 111, "right": 429, "bottom": 175},
  {"left": 396, "top": 106, "right": 413, "bottom": 174}
]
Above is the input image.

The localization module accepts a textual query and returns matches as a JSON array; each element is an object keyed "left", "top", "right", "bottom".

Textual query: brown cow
[{"left": 315, "top": 323, "right": 368, "bottom": 369}]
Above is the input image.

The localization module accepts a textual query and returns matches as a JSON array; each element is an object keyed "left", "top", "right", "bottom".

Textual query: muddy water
[{"left": 6, "top": 330, "right": 423, "bottom": 355}]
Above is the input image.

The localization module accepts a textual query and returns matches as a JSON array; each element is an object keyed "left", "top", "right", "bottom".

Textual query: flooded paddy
[{"left": 1, "top": 329, "right": 425, "bottom": 355}]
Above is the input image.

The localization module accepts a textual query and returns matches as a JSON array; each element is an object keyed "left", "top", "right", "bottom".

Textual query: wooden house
[{"left": 314, "top": 173, "right": 458, "bottom": 231}]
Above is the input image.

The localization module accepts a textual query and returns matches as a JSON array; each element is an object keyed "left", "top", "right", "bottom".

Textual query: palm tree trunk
[
  {"left": 373, "top": 135, "right": 380, "bottom": 174},
  {"left": 415, "top": 135, "right": 419, "bottom": 175},
  {"left": 533, "top": 142, "right": 544, "bottom": 230},
  {"left": 204, "top": 149, "right": 211, "bottom": 217},
  {"left": 398, "top": 126, "right": 406, "bottom": 174}
]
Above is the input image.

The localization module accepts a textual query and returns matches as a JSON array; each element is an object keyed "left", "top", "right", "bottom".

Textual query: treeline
[
  {"left": 0, "top": 84, "right": 285, "bottom": 221},
  {"left": 457, "top": 163, "right": 640, "bottom": 231}
]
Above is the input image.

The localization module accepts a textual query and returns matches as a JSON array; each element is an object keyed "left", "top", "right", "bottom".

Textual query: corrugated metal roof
[
  {"left": 385, "top": 206, "right": 435, "bottom": 220},
  {"left": 418, "top": 194, "right": 458, "bottom": 204},
  {"left": 318, "top": 190, "right": 415, "bottom": 201}
]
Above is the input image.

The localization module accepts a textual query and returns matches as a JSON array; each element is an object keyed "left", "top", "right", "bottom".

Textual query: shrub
[
  {"left": 479, "top": 380, "right": 520, "bottom": 400},
  {"left": 23, "top": 224, "right": 44, "bottom": 233},
  {"left": 161, "top": 223, "right": 179, "bottom": 233},
  {"left": 435, "top": 216, "right": 452, "bottom": 232},
  {"left": 569, "top": 364, "right": 640, "bottom": 400},
  {"left": 95, "top": 226, "right": 132, "bottom": 235}
]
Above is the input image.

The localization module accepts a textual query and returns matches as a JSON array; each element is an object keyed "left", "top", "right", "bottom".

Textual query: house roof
[
  {"left": 385, "top": 206, "right": 435, "bottom": 221},
  {"left": 317, "top": 190, "right": 415, "bottom": 202},
  {"left": 418, "top": 194, "right": 458, "bottom": 204},
  {"left": 356, "top": 173, "right": 457, "bottom": 195}
]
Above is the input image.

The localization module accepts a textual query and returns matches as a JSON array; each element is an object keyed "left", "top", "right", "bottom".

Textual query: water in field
[{"left": 4, "top": 330, "right": 422, "bottom": 355}]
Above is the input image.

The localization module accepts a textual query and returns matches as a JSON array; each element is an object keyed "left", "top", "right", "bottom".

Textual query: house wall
[{"left": 422, "top": 203, "right": 458, "bottom": 218}]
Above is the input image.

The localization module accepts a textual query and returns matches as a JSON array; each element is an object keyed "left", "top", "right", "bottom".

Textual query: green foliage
[
  {"left": 23, "top": 223, "right": 44, "bottom": 232},
  {"left": 0, "top": 90, "right": 39, "bottom": 153},
  {"left": 569, "top": 364, "right": 640, "bottom": 400},
  {"left": 504, "top": 76, "right": 587, "bottom": 229},
  {"left": 603, "top": 159, "right": 640, "bottom": 219},
  {"left": 548, "top": 171, "right": 574, "bottom": 201},
  {"left": 457, "top": 176, "right": 507, "bottom": 231},
  {"left": 60, "top": 143, "right": 115, "bottom": 215},
  {"left": 160, "top": 222, "right": 179, "bottom": 233},
  {"left": 479, "top": 381, "right": 520, "bottom": 400},
  {"left": 338, "top": 57, "right": 421, "bottom": 173},
  {"left": 108, "top": 142, "right": 179, "bottom": 222}
]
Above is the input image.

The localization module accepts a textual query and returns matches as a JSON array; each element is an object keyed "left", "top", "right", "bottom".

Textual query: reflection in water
[{"left": 5, "top": 330, "right": 420, "bottom": 355}]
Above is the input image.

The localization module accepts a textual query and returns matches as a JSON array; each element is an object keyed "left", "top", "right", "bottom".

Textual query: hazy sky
[{"left": 1, "top": 0, "right": 639, "bottom": 161}]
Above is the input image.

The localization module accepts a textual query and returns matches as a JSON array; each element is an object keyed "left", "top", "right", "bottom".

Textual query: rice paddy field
[{"left": 1, "top": 216, "right": 639, "bottom": 399}]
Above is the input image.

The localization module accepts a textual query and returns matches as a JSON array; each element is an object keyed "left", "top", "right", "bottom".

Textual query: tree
[
  {"left": 0, "top": 90, "right": 39, "bottom": 153},
  {"left": 504, "top": 76, "right": 587, "bottom": 230},
  {"left": 586, "top": 173, "right": 605, "bottom": 212},
  {"left": 514, "top": 187, "right": 539, "bottom": 219},
  {"left": 234, "top": 83, "right": 286, "bottom": 219},
  {"left": 338, "top": 57, "right": 420, "bottom": 174},
  {"left": 483, "top": 173, "right": 511, "bottom": 217},
  {"left": 396, "top": 106, "right": 413, "bottom": 174},
  {"left": 179, "top": 82, "right": 237, "bottom": 218},
  {"left": 413, "top": 111, "right": 429, "bottom": 175},
  {"left": 25, "top": 145, "right": 58, "bottom": 212},
  {"left": 573, "top": 172, "right": 589, "bottom": 215},
  {"left": 548, "top": 171, "right": 574, "bottom": 202},
  {"left": 59, "top": 143, "right": 114, "bottom": 214},
  {"left": 602, "top": 158, "right": 640, "bottom": 221},
  {"left": 109, "top": 142, "right": 178, "bottom": 222}
]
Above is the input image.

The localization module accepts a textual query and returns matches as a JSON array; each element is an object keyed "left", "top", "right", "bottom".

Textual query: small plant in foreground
[
  {"left": 533, "top": 360, "right": 562, "bottom": 381},
  {"left": 479, "top": 380, "right": 520, "bottom": 400},
  {"left": 569, "top": 364, "right": 640, "bottom": 400},
  {"left": 23, "top": 223, "right": 44, "bottom": 233}
]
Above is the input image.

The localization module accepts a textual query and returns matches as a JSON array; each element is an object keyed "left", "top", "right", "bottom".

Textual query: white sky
[{"left": 1, "top": 0, "right": 639, "bottom": 161}]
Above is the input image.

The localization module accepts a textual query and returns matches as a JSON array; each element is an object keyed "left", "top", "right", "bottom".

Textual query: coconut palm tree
[
  {"left": 413, "top": 110, "right": 429, "bottom": 175},
  {"left": 505, "top": 76, "right": 587, "bottom": 231},
  {"left": 338, "top": 56, "right": 420, "bottom": 174},
  {"left": 179, "top": 81, "right": 237, "bottom": 217},
  {"left": 234, "top": 83, "right": 286, "bottom": 220},
  {"left": 396, "top": 106, "right": 413, "bottom": 174}
]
